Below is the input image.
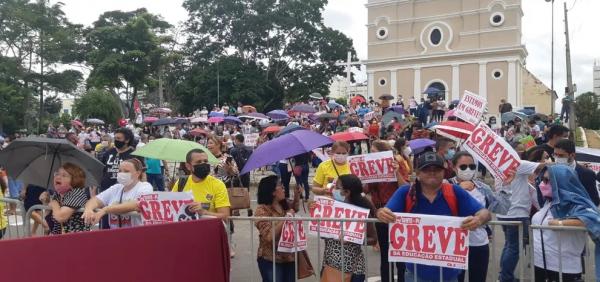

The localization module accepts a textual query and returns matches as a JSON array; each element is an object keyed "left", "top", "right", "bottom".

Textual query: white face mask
[
  {"left": 554, "top": 157, "right": 569, "bottom": 164},
  {"left": 117, "top": 172, "right": 133, "bottom": 186},
  {"left": 333, "top": 153, "right": 348, "bottom": 164},
  {"left": 457, "top": 168, "right": 476, "bottom": 181}
]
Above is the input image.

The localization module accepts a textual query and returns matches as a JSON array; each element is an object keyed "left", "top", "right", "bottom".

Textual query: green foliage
[
  {"left": 73, "top": 89, "right": 122, "bottom": 125},
  {"left": 335, "top": 97, "right": 347, "bottom": 106},
  {"left": 54, "top": 112, "right": 72, "bottom": 128},
  {"left": 574, "top": 92, "right": 600, "bottom": 130}
]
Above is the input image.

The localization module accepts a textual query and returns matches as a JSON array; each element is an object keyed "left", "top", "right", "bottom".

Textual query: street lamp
[
  {"left": 208, "top": 41, "right": 226, "bottom": 107},
  {"left": 546, "top": 0, "right": 555, "bottom": 114}
]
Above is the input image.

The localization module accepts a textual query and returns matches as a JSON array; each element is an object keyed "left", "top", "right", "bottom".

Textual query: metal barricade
[{"left": 0, "top": 198, "right": 27, "bottom": 239}]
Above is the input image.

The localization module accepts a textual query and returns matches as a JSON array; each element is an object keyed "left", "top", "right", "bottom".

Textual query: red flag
[{"left": 133, "top": 98, "right": 142, "bottom": 114}]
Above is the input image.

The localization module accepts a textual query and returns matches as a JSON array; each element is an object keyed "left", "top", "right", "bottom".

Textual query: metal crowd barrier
[{"left": 0, "top": 198, "right": 28, "bottom": 239}]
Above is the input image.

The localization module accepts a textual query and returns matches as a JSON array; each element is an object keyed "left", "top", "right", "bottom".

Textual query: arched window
[{"left": 425, "top": 82, "right": 446, "bottom": 100}]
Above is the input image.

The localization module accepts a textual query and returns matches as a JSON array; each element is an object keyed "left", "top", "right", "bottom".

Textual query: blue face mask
[
  {"left": 333, "top": 189, "right": 345, "bottom": 202},
  {"left": 444, "top": 149, "right": 456, "bottom": 160}
]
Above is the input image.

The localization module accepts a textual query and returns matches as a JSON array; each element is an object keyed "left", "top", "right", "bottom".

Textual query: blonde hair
[{"left": 122, "top": 158, "right": 147, "bottom": 181}]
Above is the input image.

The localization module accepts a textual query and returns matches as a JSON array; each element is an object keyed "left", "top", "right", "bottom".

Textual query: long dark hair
[
  {"left": 338, "top": 175, "right": 375, "bottom": 215},
  {"left": 256, "top": 175, "right": 290, "bottom": 211}
]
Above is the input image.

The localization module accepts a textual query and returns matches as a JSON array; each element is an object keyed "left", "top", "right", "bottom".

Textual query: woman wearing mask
[
  {"left": 207, "top": 135, "right": 239, "bottom": 187},
  {"left": 254, "top": 175, "right": 301, "bottom": 282},
  {"left": 532, "top": 165, "right": 594, "bottom": 282},
  {"left": 39, "top": 163, "right": 90, "bottom": 234},
  {"left": 319, "top": 174, "right": 378, "bottom": 282},
  {"left": 82, "top": 159, "right": 153, "bottom": 229},
  {"left": 312, "top": 141, "right": 351, "bottom": 196},
  {"left": 393, "top": 137, "right": 413, "bottom": 180}
]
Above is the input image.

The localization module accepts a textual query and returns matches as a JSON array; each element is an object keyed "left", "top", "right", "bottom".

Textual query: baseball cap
[{"left": 416, "top": 152, "right": 445, "bottom": 170}]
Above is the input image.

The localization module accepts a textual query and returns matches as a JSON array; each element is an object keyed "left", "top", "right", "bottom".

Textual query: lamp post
[
  {"left": 545, "top": 0, "right": 555, "bottom": 114},
  {"left": 209, "top": 41, "right": 226, "bottom": 107}
]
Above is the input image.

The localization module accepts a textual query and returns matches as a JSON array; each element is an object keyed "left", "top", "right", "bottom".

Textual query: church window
[
  {"left": 490, "top": 12, "right": 505, "bottom": 27},
  {"left": 492, "top": 69, "right": 503, "bottom": 80},
  {"left": 378, "top": 78, "right": 387, "bottom": 86},
  {"left": 429, "top": 28, "right": 442, "bottom": 46},
  {"left": 376, "top": 27, "right": 388, "bottom": 40}
]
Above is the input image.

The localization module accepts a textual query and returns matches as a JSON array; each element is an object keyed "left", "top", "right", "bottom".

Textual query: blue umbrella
[
  {"left": 208, "top": 111, "right": 225, "bottom": 118},
  {"left": 240, "top": 130, "right": 333, "bottom": 174},
  {"left": 328, "top": 101, "right": 341, "bottom": 109},
  {"left": 501, "top": 111, "right": 528, "bottom": 123},
  {"left": 223, "top": 116, "right": 242, "bottom": 124},
  {"left": 408, "top": 138, "right": 436, "bottom": 154},
  {"left": 152, "top": 118, "right": 187, "bottom": 126},
  {"left": 517, "top": 108, "right": 536, "bottom": 116},
  {"left": 291, "top": 104, "right": 317, "bottom": 113},
  {"left": 277, "top": 124, "right": 306, "bottom": 136},
  {"left": 267, "top": 110, "right": 289, "bottom": 120}
]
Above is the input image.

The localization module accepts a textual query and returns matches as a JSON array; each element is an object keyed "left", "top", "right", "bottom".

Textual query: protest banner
[
  {"left": 244, "top": 133, "right": 259, "bottom": 147},
  {"left": 138, "top": 192, "right": 195, "bottom": 225},
  {"left": 388, "top": 213, "right": 469, "bottom": 270},
  {"left": 348, "top": 151, "right": 397, "bottom": 184},
  {"left": 462, "top": 121, "right": 521, "bottom": 181},
  {"left": 308, "top": 196, "right": 370, "bottom": 244},
  {"left": 277, "top": 215, "right": 308, "bottom": 253},
  {"left": 454, "top": 91, "right": 487, "bottom": 125},
  {"left": 585, "top": 162, "right": 600, "bottom": 173}
]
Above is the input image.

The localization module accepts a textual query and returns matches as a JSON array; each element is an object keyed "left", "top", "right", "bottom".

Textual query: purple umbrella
[
  {"left": 224, "top": 116, "right": 242, "bottom": 124},
  {"left": 408, "top": 138, "right": 436, "bottom": 154},
  {"left": 240, "top": 130, "right": 333, "bottom": 174},
  {"left": 267, "top": 110, "right": 289, "bottom": 120},
  {"left": 291, "top": 104, "right": 317, "bottom": 113},
  {"left": 390, "top": 105, "right": 405, "bottom": 114},
  {"left": 239, "top": 112, "right": 269, "bottom": 120},
  {"left": 208, "top": 111, "right": 225, "bottom": 118}
]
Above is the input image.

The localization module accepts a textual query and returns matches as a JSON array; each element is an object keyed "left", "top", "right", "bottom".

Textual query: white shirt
[
  {"left": 497, "top": 160, "right": 539, "bottom": 219},
  {"left": 97, "top": 181, "right": 153, "bottom": 229},
  {"left": 532, "top": 202, "right": 586, "bottom": 274},
  {"left": 466, "top": 188, "right": 489, "bottom": 246}
]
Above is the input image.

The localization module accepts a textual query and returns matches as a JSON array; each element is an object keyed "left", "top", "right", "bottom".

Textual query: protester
[
  {"left": 527, "top": 124, "right": 569, "bottom": 161},
  {"left": 499, "top": 99, "right": 513, "bottom": 114},
  {"left": 553, "top": 139, "right": 600, "bottom": 206},
  {"left": 254, "top": 174, "right": 301, "bottom": 282},
  {"left": 145, "top": 137, "right": 166, "bottom": 191},
  {"left": 291, "top": 152, "right": 311, "bottom": 202},
  {"left": 39, "top": 163, "right": 90, "bottom": 235},
  {"left": 312, "top": 141, "right": 351, "bottom": 196},
  {"left": 320, "top": 174, "right": 377, "bottom": 282},
  {"left": 0, "top": 171, "right": 7, "bottom": 238},
  {"left": 82, "top": 159, "right": 152, "bottom": 228},
  {"left": 377, "top": 152, "right": 491, "bottom": 282},
  {"left": 229, "top": 134, "right": 253, "bottom": 189},
  {"left": 434, "top": 138, "right": 456, "bottom": 179}
]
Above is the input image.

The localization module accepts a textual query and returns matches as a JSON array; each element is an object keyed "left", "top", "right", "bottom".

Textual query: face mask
[
  {"left": 193, "top": 163, "right": 211, "bottom": 179},
  {"left": 333, "top": 154, "right": 348, "bottom": 164},
  {"left": 117, "top": 172, "right": 133, "bottom": 186},
  {"left": 55, "top": 183, "right": 72, "bottom": 195},
  {"left": 114, "top": 140, "right": 126, "bottom": 149},
  {"left": 101, "top": 141, "right": 109, "bottom": 147},
  {"left": 539, "top": 181, "right": 553, "bottom": 198},
  {"left": 333, "top": 189, "right": 345, "bottom": 202},
  {"left": 457, "top": 168, "right": 476, "bottom": 181},
  {"left": 554, "top": 157, "right": 569, "bottom": 164},
  {"left": 444, "top": 149, "right": 456, "bottom": 160}
]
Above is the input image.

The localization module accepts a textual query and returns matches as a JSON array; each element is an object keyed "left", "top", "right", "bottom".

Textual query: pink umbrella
[
  {"left": 71, "top": 120, "right": 83, "bottom": 128},
  {"left": 207, "top": 117, "right": 224, "bottom": 124},
  {"left": 444, "top": 109, "right": 456, "bottom": 119},
  {"left": 190, "top": 117, "right": 208, "bottom": 124},
  {"left": 431, "top": 120, "right": 475, "bottom": 142},
  {"left": 143, "top": 117, "right": 159, "bottom": 123}
]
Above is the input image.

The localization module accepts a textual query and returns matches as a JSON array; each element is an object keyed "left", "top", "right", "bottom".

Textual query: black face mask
[
  {"left": 114, "top": 140, "right": 127, "bottom": 149},
  {"left": 193, "top": 163, "right": 210, "bottom": 179}
]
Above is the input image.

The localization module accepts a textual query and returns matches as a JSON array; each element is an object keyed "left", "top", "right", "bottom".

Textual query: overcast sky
[{"left": 55, "top": 0, "right": 599, "bottom": 104}]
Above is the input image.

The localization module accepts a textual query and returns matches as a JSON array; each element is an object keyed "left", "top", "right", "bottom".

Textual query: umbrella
[
  {"left": 208, "top": 111, "right": 225, "bottom": 118},
  {"left": 444, "top": 109, "right": 456, "bottom": 119},
  {"left": 263, "top": 126, "right": 282, "bottom": 134},
  {"left": 408, "top": 138, "right": 436, "bottom": 154},
  {"left": 224, "top": 116, "right": 242, "bottom": 124},
  {"left": 0, "top": 137, "right": 104, "bottom": 189},
  {"left": 350, "top": 95, "right": 366, "bottom": 105},
  {"left": 309, "top": 93, "right": 322, "bottom": 100},
  {"left": 71, "top": 120, "right": 83, "bottom": 128},
  {"left": 501, "top": 111, "right": 528, "bottom": 123},
  {"left": 86, "top": 118, "right": 105, "bottom": 125},
  {"left": 382, "top": 111, "right": 404, "bottom": 125},
  {"left": 143, "top": 117, "right": 159, "bottom": 123},
  {"left": 423, "top": 87, "right": 443, "bottom": 97},
  {"left": 149, "top": 108, "right": 172, "bottom": 115},
  {"left": 390, "top": 105, "right": 405, "bottom": 114},
  {"left": 240, "top": 130, "right": 333, "bottom": 174},
  {"left": 189, "top": 128, "right": 209, "bottom": 137},
  {"left": 379, "top": 94, "right": 394, "bottom": 101},
  {"left": 239, "top": 112, "right": 269, "bottom": 120},
  {"left": 132, "top": 138, "right": 218, "bottom": 164},
  {"left": 318, "top": 113, "right": 336, "bottom": 121},
  {"left": 530, "top": 113, "right": 549, "bottom": 121},
  {"left": 190, "top": 116, "right": 208, "bottom": 124},
  {"left": 277, "top": 124, "right": 306, "bottom": 136},
  {"left": 330, "top": 132, "right": 369, "bottom": 142},
  {"left": 291, "top": 104, "right": 317, "bottom": 113},
  {"left": 575, "top": 147, "right": 600, "bottom": 163},
  {"left": 152, "top": 118, "right": 187, "bottom": 127},
  {"left": 242, "top": 105, "right": 257, "bottom": 113},
  {"left": 207, "top": 117, "right": 224, "bottom": 123},
  {"left": 327, "top": 101, "right": 341, "bottom": 109},
  {"left": 431, "top": 121, "right": 475, "bottom": 142},
  {"left": 267, "top": 110, "right": 289, "bottom": 120},
  {"left": 517, "top": 108, "right": 535, "bottom": 116}
]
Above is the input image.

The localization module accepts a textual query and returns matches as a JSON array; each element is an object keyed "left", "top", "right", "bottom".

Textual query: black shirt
[{"left": 99, "top": 147, "right": 138, "bottom": 192}]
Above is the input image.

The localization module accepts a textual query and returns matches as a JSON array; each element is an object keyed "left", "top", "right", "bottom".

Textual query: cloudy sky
[{"left": 55, "top": 0, "right": 598, "bottom": 106}]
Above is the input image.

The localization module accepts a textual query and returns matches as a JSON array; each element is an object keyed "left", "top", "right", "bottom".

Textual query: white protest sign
[
  {"left": 138, "top": 192, "right": 195, "bottom": 225},
  {"left": 244, "top": 133, "right": 260, "bottom": 147},
  {"left": 348, "top": 127, "right": 364, "bottom": 133},
  {"left": 312, "top": 148, "right": 330, "bottom": 161},
  {"left": 308, "top": 196, "right": 370, "bottom": 244},
  {"left": 462, "top": 121, "right": 521, "bottom": 181},
  {"left": 454, "top": 91, "right": 487, "bottom": 125},
  {"left": 348, "top": 151, "right": 397, "bottom": 184},
  {"left": 388, "top": 213, "right": 469, "bottom": 270},
  {"left": 277, "top": 215, "right": 308, "bottom": 253}
]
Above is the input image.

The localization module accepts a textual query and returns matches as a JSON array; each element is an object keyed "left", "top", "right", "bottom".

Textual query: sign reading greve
[
  {"left": 308, "top": 196, "right": 370, "bottom": 244},
  {"left": 138, "top": 192, "right": 195, "bottom": 225},
  {"left": 348, "top": 151, "right": 397, "bottom": 184},
  {"left": 244, "top": 133, "right": 259, "bottom": 147},
  {"left": 277, "top": 214, "right": 308, "bottom": 253},
  {"left": 388, "top": 213, "right": 469, "bottom": 270},
  {"left": 454, "top": 91, "right": 487, "bottom": 125},
  {"left": 463, "top": 121, "right": 521, "bottom": 182}
]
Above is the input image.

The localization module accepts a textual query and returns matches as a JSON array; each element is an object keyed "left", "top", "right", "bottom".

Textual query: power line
[{"left": 568, "top": 0, "right": 578, "bottom": 11}]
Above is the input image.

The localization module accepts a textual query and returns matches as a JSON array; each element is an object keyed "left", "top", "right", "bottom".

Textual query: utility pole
[
  {"left": 564, "top": 2, "right": 576, "bottom": 140},
  {"left": 550, "top": 0, "right": 555, "bottom": 114},
  {"left": 158, "top": 66, "right": 163, "bottom": 107}
]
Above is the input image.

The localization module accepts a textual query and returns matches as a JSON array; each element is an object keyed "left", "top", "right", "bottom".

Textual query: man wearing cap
[{"left": 377, "top": 152, "right": 491, "bottom": 282}]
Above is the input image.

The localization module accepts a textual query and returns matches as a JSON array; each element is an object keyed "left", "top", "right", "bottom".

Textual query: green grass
[{"left": 575, "top": 128, "right": 584, "bottom": 147}]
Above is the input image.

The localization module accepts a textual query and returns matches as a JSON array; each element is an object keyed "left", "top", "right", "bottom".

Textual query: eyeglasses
[
  {"left": 53, "top": 171, "right": 71, "bottom": 178},
  {"left": 458, "top": 164, "right": 477, "bottom": 171}
]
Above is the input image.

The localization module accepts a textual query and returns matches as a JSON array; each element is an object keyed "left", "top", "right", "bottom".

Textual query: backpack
[
  {"left": 176, "top": 176, "right": 189, "bottom": 192},
  {"left": 404, "top": 183, "right": 458, "bottom": 216},
  {"left": 231, "top": 146, "right": 252, "bottom": 171}
]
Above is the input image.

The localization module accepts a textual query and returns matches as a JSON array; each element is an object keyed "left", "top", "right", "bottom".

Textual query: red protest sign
[
  {"left": 308, "top": 196, "right": 370, "bottom": 244},
  {"left": 388, "top": 213, "right": 469, "bottom": 270},
  {"left": 138, "top": 192, "right": 195, "bottom": 225},
  {"left": 348, "top": 151, "right": 397, "bottom": 184},
  {"left": 454, "top": 91, "right": 487, "bottom": 125},
  {"left": 277, "top": 215, "right": 308, "bottom": 253},
  {"left": 463, "top": 121, "right": 521, "bottom": 181}
]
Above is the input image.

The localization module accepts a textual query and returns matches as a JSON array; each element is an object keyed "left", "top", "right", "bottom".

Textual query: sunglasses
[{"left": 458, "top": 164, "right": 477, "bottom": 171}]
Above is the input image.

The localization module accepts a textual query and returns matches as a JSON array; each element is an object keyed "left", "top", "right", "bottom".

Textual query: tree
[
  {"left": 73, "top": 89, "right": 122, "bottom": 125},
  {"left": 85, "top": 8, "right": 172, "bottom": 119},
  {"left": 574, "top": 92, "right": 600, "bottom": 130},
  {"left": 181, "top": 0, "right": 356, "bottom": 110}
]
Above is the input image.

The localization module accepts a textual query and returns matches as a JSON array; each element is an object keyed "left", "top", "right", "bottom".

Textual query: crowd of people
[{"left": 1, "top": 95, "right": 600, "bottom": 282}]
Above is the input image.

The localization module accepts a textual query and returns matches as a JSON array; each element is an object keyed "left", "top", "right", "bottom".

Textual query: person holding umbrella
[{"left": 312, "top": 141, "right": 351, "bottom": 196}]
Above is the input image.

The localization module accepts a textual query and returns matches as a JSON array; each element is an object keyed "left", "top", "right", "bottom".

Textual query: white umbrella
[{"left": 86, "top": 118, "right": 105, "bottom": 125}]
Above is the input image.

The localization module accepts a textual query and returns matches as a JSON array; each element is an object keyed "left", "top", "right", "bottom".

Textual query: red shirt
[{"left": 365, "top": 182, "right": 399, "bottom": 208}]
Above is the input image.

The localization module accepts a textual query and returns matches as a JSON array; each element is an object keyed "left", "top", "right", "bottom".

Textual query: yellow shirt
[
  {"left": 0, "top": 193, "right": 7, "bottom": 230},
  {"left": 313, "top": 159, "right": 351, "bottom": 187},
  {"left": 172, "top": 175, "right": 230, "bottom": 213}
]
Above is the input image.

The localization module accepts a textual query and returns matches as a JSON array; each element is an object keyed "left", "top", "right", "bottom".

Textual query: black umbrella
[
  {"left": 379, "top": 94, "right": 394, "bottom": 101},
  {"left": 0, "top": 137, "right": 104, "bottom": 189},
  {"left": 152, "top": 118, "right": 188, "bottom": 127}
]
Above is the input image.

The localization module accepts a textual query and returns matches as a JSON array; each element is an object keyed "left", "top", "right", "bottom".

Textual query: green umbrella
[
  {"left": 132, "top": 138, "right": 218, "bottom": 164},
  {"left": 382, "top": 110, "right": 404, "bottom": 125}
]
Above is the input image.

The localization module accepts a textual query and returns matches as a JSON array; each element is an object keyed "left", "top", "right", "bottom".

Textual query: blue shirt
[
  {"left": 385, "top": 184, "right": 484, "bottom": 281},
  {"left": 145, "top": 158, "right": 162, "bottom": 175}
]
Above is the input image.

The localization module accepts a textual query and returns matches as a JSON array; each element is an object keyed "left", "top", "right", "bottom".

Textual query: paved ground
[{"left": 584, "top": 129, "right": 600, "bottom": 149}]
